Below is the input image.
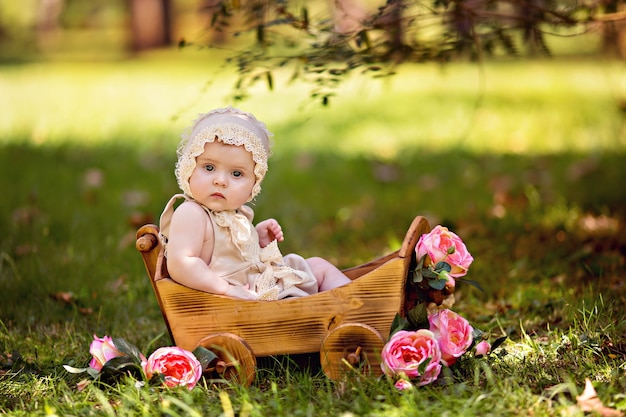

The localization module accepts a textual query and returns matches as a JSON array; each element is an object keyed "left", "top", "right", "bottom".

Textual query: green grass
[{"left": 1, "top": 55, "right": 625, "bottom": 416}]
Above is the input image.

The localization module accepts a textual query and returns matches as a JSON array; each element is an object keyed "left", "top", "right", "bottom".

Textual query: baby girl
[{"left": 159, "top": 107, "right": 351, "bottom": 300}]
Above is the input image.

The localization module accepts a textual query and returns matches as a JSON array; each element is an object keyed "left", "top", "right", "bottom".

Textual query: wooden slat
[{"left": 157, "top": 257, "right": 405, "bottom": 355}]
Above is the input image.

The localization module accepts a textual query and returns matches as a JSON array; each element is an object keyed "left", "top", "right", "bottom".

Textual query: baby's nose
[{"left": 213, "top": 173, "right": 227, "bottom": 186}]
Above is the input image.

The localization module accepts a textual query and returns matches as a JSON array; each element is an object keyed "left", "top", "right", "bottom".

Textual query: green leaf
[
  {"left": 266, "top": 72, "right": 273, "bottom": 91},
  {"left": 63, "top": 365, "right": 89, "bottom": 374},
  {"left": 438, "top": 269, "right": 450, "bottom": 281},
  {"left": 112, "top": 338, "right": 144, "bottom": 364},
  {"left": 256, "top": 24, "right": 265, "bottom": 44},
  {"left": 491, "top": 336, "right": 508, "bottom": 352},
  {"left": 471, "top": 327, "right": 484, "bottom": 343},
  {"left": 416, "top": 255, "right": 425, "bottom": 270},
  {"left": 412, "top": 270, "right": 423, "bottom": 283},
  {"left": 389, "top": 314, "right": 410, "bottom": 337},
  {"left": 456, "top": 278, "right": 484, "bottom": 292},
  {"left": 102, "top": 357, "right": 142, "bottom": 375},
  {"left": 428, "top": 278, "right": 447, "bottom": 290},
  {"left": 434, "top": 261, "right": 452, "bottom": 273},
  {"left": 356, "top": 30, "right": 371, "bottom": 49},
  {"left": 417, "top": 357, "right": 432, "bottom": 376},
  {"left": 192, "top": 346, "right": 218, "bottom": 369},
  {"left": 301, "top": 7, "right": 308, "bottom": 29},
  {"left": 422, "top": 269, "right": 438, "bottom": 279},
  {"left": 407, "top": 304, "right": 429, "bottom": 330}
]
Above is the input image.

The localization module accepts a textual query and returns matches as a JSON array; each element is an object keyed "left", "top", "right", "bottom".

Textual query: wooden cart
[{"left": 135, "top": 215, "right": 431, "bottom": 385}]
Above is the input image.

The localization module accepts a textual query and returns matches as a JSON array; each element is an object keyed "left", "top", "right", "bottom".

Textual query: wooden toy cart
[{"left": 135, "top": 215, "right": 430, "bottom": 385}]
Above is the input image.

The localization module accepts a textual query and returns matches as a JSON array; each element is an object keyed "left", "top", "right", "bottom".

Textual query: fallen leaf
[
  {"left": 76, "top": 378, "right": 92, "bottom": 391},
  {"left": 50, "top": 291, "right": 75, "bottom": 305},
  {"left": 128, "top": 211, "right": 153, "bottom": 228},
  {"left": 576, "top": 378, "right": 623, "bottom": 416},
  {"left": 83, "top": 168, "right": 104, "bottom": 188}
]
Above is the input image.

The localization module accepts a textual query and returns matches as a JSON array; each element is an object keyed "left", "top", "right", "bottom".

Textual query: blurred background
[
  {"left": 0, "top": 0, "right": 624, "bottom": 331},
  {"left": 0, "top": 0, "right": 624, "bottom": 60},
  {"left": 1, "top": 0, "right": 624, "bottom": 147}
]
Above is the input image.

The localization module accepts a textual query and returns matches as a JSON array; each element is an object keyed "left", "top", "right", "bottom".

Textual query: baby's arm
[
  {"left": 255, "top": 218, "right": 284, "bottom": 248},
  {"left": 166, "top": 202, "right": 258, "bottom": 299}
]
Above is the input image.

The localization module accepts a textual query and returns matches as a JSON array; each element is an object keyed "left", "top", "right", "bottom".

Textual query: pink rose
[
  {"left": 416, "top": 225, "right": 473, "bottom": 278},
  {"left": 475, "top": 340, "right": 491, "bottom": 356},
  {"left": 89, "top": 335, "right": 124, "bottom": 371},
  {"left": 381, "top": 330, "right": 442, "bottom": 386},
  {"left": 142, "top": 347, "right": 202, "bottom": 390},
  {"left": 394, "top": 378, "right": 414, "bottom": 391},
  {"left": 429, "top": 309, "right": 473, "bottom": 366}
]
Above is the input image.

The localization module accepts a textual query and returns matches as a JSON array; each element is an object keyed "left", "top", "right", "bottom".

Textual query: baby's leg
[{"left": 306, "top": 257, "right": 351, "bottom": 291}]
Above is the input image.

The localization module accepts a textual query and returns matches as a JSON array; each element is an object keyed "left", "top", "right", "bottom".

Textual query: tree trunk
[
  {"left": 128, "top": 0, "right": 172, "bottom": 51},
  {"left": 600, "top": 1, "right": 626, "bottom": 59}
]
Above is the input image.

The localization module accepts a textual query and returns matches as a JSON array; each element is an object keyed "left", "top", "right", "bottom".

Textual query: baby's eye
[
  {"left": 232, "top": 170, "right": 243, "bottom": 178},
  {"left": 204, "top": 164, "right": 215, "bottom": 172}
]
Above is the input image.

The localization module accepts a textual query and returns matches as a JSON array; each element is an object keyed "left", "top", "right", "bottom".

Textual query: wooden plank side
[{"left": 157, "top": 258, "right": 406, "bottom": 355}]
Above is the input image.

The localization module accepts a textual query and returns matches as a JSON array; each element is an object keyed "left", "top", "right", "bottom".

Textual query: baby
[{"left": 159, "top": 107, "right": 351, "bottom": 300}]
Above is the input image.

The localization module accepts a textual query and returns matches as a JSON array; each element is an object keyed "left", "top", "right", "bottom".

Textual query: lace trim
[
  {"left": 212, "top": 210, "right": 259, "bottom": 263},
  {"left": 211, "top": 210, "right": 312, "bottom": 300},
  {"left": 175, "top": 107, "right": 273, "bottom": 200}
]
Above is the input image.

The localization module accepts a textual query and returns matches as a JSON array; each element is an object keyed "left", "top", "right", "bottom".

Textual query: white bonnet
[{"left": 175, "top": 107, "right": 273, "bottom": 200}]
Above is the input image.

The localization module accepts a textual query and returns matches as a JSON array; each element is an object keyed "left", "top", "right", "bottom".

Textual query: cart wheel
[
  {"left": 196, "top": 333, "right": 256, "bottom": 386},
  {"left": 320, "top": 323, "right": 385, "bottom": 380}
]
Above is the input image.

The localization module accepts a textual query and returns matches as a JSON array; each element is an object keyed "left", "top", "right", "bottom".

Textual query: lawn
[{"left": 0, "top": 53, "right": 625, "bottom": 416}]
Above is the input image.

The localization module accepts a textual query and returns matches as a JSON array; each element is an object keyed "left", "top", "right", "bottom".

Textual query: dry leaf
[
  {"left": 128, "top": 211, "right": 153, "bottom": 228},
  {"left": 83, "top": 168, "right": 104, "bottom": 188},
  {"left": 50, "top": 291, "right": 75, "bottom": 305},
  {"left": 76, "top": 378, "right": 92, "bottom": 391},
  {"left": 576, "top": 378, "right": 623, "bottom": 417}
]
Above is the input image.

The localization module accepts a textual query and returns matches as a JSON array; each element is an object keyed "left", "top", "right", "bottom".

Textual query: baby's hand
[
  {"left": 224, "top": 284, "right": 258, "bottom": 300},
  {"left": 256, "top": 218, "right": 284, "bottom": 248}
]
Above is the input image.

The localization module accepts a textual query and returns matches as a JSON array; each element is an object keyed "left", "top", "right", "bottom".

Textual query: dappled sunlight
[
  {"left": 1, "top": 59, "right": 624, "bottom": 155},
  {"left": 579, "top": 214, "right": 621, "bottom": 235}
]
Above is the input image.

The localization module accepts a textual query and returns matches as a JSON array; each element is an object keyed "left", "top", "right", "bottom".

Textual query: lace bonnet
[{"left": 175, "top": 107, "right": 273, "bottom": 201}]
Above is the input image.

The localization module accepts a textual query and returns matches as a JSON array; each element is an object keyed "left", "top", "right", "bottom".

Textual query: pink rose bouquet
[
  {"left": 428, "top": 309, "right": 474, "bottom": 366},
  {"left": 407, "top": 224, "right": 479, "bottom": 317},
  {"left": 383, "top": 224, "right": 503, "bottom": 389},
  {"left": 381, "top": 329, "right": 442, "bottom": 386},
  {"left": 142, "top": 346, "right": 203, "bottom": 390}
]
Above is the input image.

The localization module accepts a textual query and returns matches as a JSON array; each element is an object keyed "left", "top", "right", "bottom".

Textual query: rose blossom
[
  {"left": 381, "top": 329, "right": 442, "bottom": 386},
  {"left": 142, "top": 346, "right": 202, "bottom": 389},
  {"left": 416, "top": 225, "right": 473, "bottom": 277},
  {"left": 89, "top": 335, "right": 124, "bottom": 371},
  {"left": 475, "top": 340, "right": 491, "bottom": 357},
  {"left": 394, "top": 379, "right": 414, "bottom": 391},
  {"left": 429, "top": 309, "right": 473, "bottom": 366}
]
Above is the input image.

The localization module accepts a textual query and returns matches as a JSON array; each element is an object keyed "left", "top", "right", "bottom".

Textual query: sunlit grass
[{"left": 1, "top": 55, "right": 624, "bottom": 155}]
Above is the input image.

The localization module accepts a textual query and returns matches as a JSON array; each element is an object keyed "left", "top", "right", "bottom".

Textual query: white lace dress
[{"left": 159, "top": 194, "right": 319, "bottom": 300}]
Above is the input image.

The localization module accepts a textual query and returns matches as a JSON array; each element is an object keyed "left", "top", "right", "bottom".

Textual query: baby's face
[{"left": 188, "top": 141, "right": 255, "bottom": 211}]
